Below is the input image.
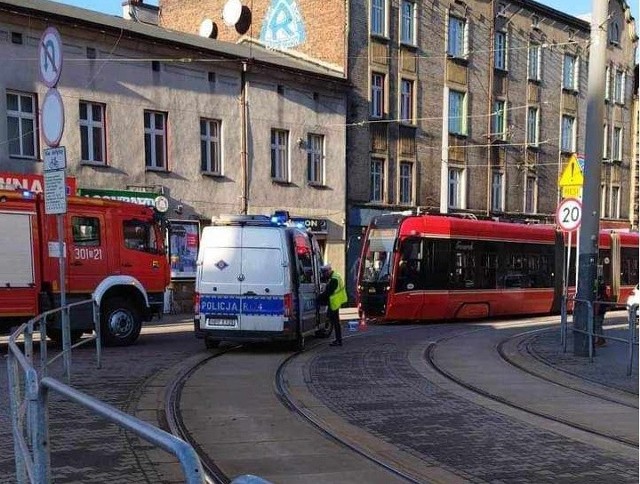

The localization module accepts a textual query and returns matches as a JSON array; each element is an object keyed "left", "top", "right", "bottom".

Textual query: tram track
[{"left": 425, "top": 325, "right": 639, "bottom": 449}]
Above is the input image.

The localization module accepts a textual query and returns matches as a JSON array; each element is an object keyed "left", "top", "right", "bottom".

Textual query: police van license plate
[{"left": 206, "top": 318, "right": 237, "bottom": 328}]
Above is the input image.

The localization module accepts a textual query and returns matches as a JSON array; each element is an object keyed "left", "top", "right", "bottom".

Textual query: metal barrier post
[
  {"left": 93, "top": 300, "right": 102, "bottom": 369},
  {"left": 7, "top": 353, "right": 27, "bottom": 483},
  {"left": 63, "top": 305, "right": 71, "bottom": 383},
  {"left": 33, "top": 384, "right": 51, "bottom": 483},
  {"left": 40, "top": 315, "right": 48, "bottom": 378},
  {"left": 587, "top": 300, "right": 593, "bottom": 361},
  {"left": 628, "top": 305, "right": 638, "bottom": 377},
  {"left": 560, "top": 296, "right": 567, "bottom": 352}
]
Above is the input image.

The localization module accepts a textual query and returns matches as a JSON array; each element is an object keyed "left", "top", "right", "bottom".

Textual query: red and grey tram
[{"left": 356, "top": 213, "right": 639, "bottom": 322}]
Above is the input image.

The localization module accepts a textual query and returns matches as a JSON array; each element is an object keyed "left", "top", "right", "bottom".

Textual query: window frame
[
  {"left": 602, "top": 124, "right": 609, "bottom": 159},
  {"left": 144, "top": 110, "right": 168, "bottom": 170},
  {"left": 448, "top": 89, "right": 467, "bottom": 136},
  {"left": 494, "top": 31, "right": 508, "bottom": 71},
  {"left": 612, "top": 126, "right": 622, "bottom": 161},
  {"left": 448, "top": 167, "right": 465, "bottom": 209},
  {"left": 6, "top": 90, "right": 38, "bottom": 159},
  {"left": 524, "top": 173, "right": 537, "bottom": 214},
  {"left": 447, "top": 15, "right": 467, "bottom": 59},
  {"left": 400, "top": 78, "right": 415, "bottom": 124},
  {"left": 491, "top": 171, "right": 504, "bottom": 212},
  {"left": 527, "top": 43, "right": 541, "bottom": 81},
  {"left": 307, "top": 133, "right": 325, "bottom": 185},
  {"left": 79, "top": 101, "right": 106, "bottom": 165},
  {"left": 613, "top": 69, "right": 625, "bottom": 104},
  {"left": 370, "top": 0, "right": 388, "bottom": 37},
  {"left": 398, "top": 161, "right": 414, "bottom": 205},
  {"left": 371, "top": 72, "right": 385, "bottom": 119},
  {"left": 370, "top": 157, "right": 385, "bottom": 203},
  {"left": 561, "top": 115, "right": 576, "bottom": 153},
  {"left": 400, "top": 0, "right": 417, "bottom": 46},
  {"left": 526, "top": 106, "right": 539, "bottom": 147},
  {"left": 492, "top": 100, "right": 507, "bottom": 140},
  {"left": 270, "top": 128, "right": 290, "bottom": 182},
  {"left": 600, "top": 184, "right": 609, "bottom": 218},
  {"left": 562, "top": 53, "right": 579, "bottom": 91},
  {"left": 200, "top": 118, "right": 222, "bottom": 175},
  {"left": 610, "top": 185, "right": 620, "bottom": 218}
]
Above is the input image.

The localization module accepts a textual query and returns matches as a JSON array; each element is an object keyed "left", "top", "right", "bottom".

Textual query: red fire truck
[{"left": 0, "top": 188, "right": 169, "bottom": 346}]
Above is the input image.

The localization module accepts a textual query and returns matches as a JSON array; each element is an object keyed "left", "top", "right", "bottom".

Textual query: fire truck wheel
[
  {"left": 48, "top": 329, "right": 84, "bottom": 347},
  {"left": 101, "top": 298, "right": 142, "bottom": 346}
]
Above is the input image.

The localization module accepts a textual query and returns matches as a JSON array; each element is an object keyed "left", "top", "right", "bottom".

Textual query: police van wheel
[
  {"left": 205, "top": 337, "right": 220, "bottom": 349},
  {"left": 101, "top": 298, "right": 142, "bottom": 346}
]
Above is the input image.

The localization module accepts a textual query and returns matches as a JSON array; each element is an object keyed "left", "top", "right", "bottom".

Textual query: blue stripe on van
[{"left": 200, "top": 294, "right": 284, "bottom": 316}]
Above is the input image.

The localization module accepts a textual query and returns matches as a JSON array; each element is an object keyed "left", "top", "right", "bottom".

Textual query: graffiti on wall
[{"left": 260, "top": 0, "right": 306, "bottom": 49}]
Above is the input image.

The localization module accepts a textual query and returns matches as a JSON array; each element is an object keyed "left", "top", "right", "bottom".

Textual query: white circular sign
[
  {"left": 222, "top": 0, "right": 242, "bottom": 26},
  {"left": 39, "top": 27, "right": 63, "bottom": 87},
  {"left": 154, "top": 196, "right": 169, "bottom": 213},
  {"left": 556, "top": 198, "right": 582, "bottom": 232},
  {"left": 42, "top": 88, "right": 65, "bottom": 147}
]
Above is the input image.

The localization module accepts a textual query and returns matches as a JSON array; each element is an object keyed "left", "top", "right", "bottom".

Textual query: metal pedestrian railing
[
  {"left": 560, "top": 296, "right": 638, "bottom": 376},
  {"left": 6, "top": 299, "right": 206, "bottom": 483}
]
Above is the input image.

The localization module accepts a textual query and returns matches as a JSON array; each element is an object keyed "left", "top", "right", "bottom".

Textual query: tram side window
[
  {"left": 499, "top": 243, "right": 554, "bottom": 289},
  {"left": 423, "top": 239, "right": 450, "bottom": 289},
  {"left": 449, "top": 240, "right": 476, "bottom": 289},
  {"left": 396, "top": 238, "right": 423, "bottom": 292},
  {"left": 621, "top": 248, "right": 639, "bottom": 286}
]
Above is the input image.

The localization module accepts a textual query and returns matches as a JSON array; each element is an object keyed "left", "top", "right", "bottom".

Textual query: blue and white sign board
[
  {"left": 44, "top": 146, "right": 67, "bottom": 171},
  {"left": 260, "top": 0, "right": 306, "bottom": 49}
]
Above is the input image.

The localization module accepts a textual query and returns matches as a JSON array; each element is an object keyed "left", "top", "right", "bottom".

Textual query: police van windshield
[{"left": 361, "top": 228, "right": 396, "bottom": 283}]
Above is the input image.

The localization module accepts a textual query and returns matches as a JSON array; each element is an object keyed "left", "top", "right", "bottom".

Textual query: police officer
[{"left": 320, "top": 264, "right": 348, "bottom": 346}]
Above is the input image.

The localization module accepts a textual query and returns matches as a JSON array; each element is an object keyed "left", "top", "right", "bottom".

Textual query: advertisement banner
[
  {"left": 169, "top": 220, "right": 199, "bottom": 279},
  {"left": 0, "top": 171, "right": 76, "bottom": 195},
  {"left": 77, "top": 188, "right": 157, "bottom": 207}
]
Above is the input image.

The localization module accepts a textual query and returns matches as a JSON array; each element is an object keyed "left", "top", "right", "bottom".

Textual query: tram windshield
[{"left": 362, "top": 228, "right": 396, "bottom": 283}]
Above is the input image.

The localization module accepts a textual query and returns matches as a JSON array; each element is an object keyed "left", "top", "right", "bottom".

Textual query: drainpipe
[
  {"left": 486, "top": 0, "right": 495, "bottom": 216},
  {"left": 240, "top": 61, "right": 248, "bottom": 214}
]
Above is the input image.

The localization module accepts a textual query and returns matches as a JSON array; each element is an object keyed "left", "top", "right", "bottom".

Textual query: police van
[{"left": 194, "top": 214, "right": 331, "bottom": 350}]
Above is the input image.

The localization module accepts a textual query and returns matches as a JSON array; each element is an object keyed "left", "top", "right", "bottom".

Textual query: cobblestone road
[
  {"left": 0, "top": 322, "right": 199, "bottom": 484},
  {"left": 306, "top": 324, "right": 639, "bottom": 483}
]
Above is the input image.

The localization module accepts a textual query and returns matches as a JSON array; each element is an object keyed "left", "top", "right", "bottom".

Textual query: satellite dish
[
  {"left": 222, "top": 0, "right": 242, "bottom": 26},
  {"left": 199, "top": 18, "right": 215, "bottom": 38}
]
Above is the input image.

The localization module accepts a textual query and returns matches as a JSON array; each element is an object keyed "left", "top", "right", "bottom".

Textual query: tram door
[{"left": 390, "top": 237, "right": 424, "bottom": 319}]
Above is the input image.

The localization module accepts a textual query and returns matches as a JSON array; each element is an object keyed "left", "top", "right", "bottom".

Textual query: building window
[
  {"left": 524, "top": 175, "right": 537, "bottom": 214},
  {"left": 605, "top": 66, "right": 611, "bottom": 101},
  {"left": 447, "top": 16, "right": 467, "bottom": 58},
  {"left": 602, "top": 124, "right": 609, "bottom": 159},
  {"left": 494, "top": 31, "right": 507, "bottom": 70},
  {"left": 400, "top": 79, "right": 414, "bottom": 123},
  {"left": 562, "top": 54, "right": 578, "bottom": 91},
  {"left": 400, "top": 0, "right": 416, "bottom": 45},
  {"left": 600, "top": 185, "right": 609, "bottom": 218},
  {"left": 448, "top": 167, "right": 464, "bottom": 209},
  {"left": 399, "top": 161, "right": 413, "bottom": 205},
  {"left": 492, "top": 100, "right": 506, "bottom": 140},
  {"left": 144, "top": 111, "right": 167, "bottom": 170},
  {"left": 371, "top": 72, "right": 385, "bottom": 118},
  {"left": 370, "top": 158, "right": 385, "bottom": 202},
  {"left": 6, "top": 91, "right": 37, "bottom": 158},
  {"left": 613, "top": 69, "right": 625, "bottom": 103},
  {"left": 371, "top": 0, "right": 386, "bottom": 36},
  {"left": 612, "top": 127, "right": 622, "bottom": 161},
  {"left": 448, "top": 90, "right": 466, "bottom": 135},
  {"left": 200, "top": 118, "right": 222, "bottom": 175},
  {"left": 270, "top": 129, "right": 289, "bottom": 181},
  {"left": 528, "top": 43, "right": 541, "bottom": 81},
  {"left": 609, "top": 21, "right": 620, "bottom": 45},
  {"left": 527, "top": 107, "right": 539, "bottom": 146},
  {"left": 307, "top": 133, "right": 325, "bottom": 185},
  {"left": 561, "top": 115, "right": 575, "bottom": 152},
  {"left": 79, "top": 101, "right": 105, "bottom": 164},
  {"left": 491, "top": 171, "right": 504, "bottom": 212},
  {"left": 611, "top": 186, "right": 620, "bottom": 218}
]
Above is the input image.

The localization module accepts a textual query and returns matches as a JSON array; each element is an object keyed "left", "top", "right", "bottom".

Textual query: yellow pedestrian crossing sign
[{"left": 558, "top": 154, "right": 584, "bottom": 188}]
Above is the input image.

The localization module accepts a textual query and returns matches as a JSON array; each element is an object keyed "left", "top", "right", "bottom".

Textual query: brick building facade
[{"left": 158, "top": 0, "right": 637, "bottom": 295}]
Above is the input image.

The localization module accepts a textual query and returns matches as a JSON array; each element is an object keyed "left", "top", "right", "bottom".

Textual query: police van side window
[
  {"left": 72, "top": 217, "right": 100, "bottom": 246},
  {"left": 123, "top": 220, "right": 159, "bottom": 253},
  {"left": 294, "top": 233, "right": 314, "bottom": 284}
]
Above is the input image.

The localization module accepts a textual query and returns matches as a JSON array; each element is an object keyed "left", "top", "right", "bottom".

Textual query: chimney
[{"left": 122, "top": 0, "right": 159, "bottom": 25}]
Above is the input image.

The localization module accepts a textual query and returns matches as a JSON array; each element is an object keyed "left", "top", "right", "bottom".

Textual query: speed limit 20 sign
[{"left": 556, "top": 198, "right": 582, "bottom": 231}]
